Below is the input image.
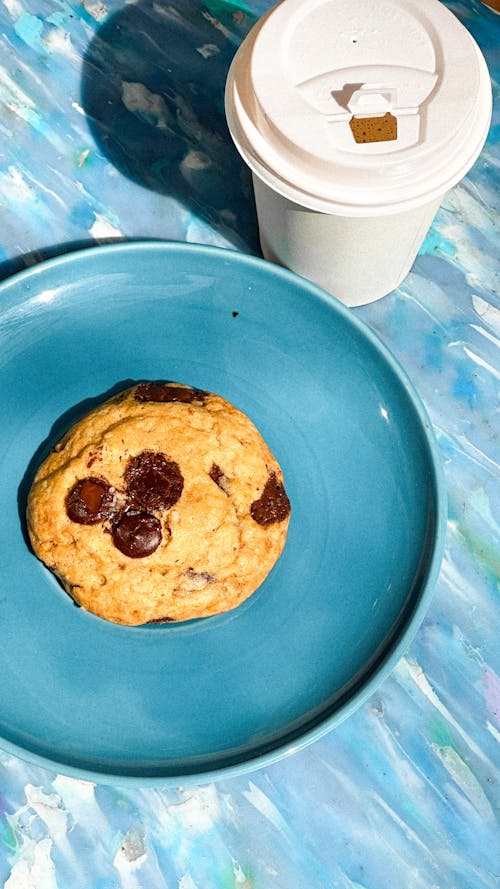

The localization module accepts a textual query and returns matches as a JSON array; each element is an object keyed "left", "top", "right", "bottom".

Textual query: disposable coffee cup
[{"left": 225, "top": 0, "right": 492, "bottom": 307}]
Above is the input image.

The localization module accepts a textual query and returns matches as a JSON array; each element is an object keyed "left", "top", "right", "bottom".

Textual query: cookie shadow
[{"left": 18, "top": 379, "right": 139, "bottom": 554}]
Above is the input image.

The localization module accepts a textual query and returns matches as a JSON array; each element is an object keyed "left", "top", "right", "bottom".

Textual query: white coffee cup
[{"left": 225, "top": 0, "right": 492, "bottom": 307}]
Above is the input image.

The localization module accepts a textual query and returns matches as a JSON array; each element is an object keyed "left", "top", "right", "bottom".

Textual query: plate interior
[{"left": 0, "top": 242, "right": 443, "bottom": 781}]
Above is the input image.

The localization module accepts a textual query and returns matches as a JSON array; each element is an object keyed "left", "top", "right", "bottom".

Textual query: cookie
[{"left": 26, "top": 382, "right": 291, "bottom": 625}]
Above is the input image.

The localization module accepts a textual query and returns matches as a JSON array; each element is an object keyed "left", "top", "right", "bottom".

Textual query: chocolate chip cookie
[{"left": 26, "top": 382, "right": 291, "bottom": 625}]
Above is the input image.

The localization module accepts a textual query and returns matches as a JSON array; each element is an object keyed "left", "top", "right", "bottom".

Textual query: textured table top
[{"left": 0, "top": 1, "right": 498, "bottom": 887}]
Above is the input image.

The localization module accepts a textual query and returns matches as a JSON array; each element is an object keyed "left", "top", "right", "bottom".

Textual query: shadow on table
[
  {"left": 0, "top": 238, "right": 125, "bottom": 283},
  {"left": 79, "top": 0, "right": 260, "bottom": 250}
]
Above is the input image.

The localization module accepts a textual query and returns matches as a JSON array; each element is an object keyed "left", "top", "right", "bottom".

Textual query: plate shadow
[{"left": 0, "top": 237, "right": 125, "bottom": 284}]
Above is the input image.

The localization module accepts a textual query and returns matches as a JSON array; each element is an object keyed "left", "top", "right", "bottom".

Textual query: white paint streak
[
  {"left": 89, "top": 211, "right": 123, "bottom": 239},
  {"left": 470, "top": 322, "right": 500, "bottom": 349},
  {"left": 202, "top": 9, "right": 232, "bottom": 40},
  {"left": 455, "top": 435, "right": 500, "bottom": 474},
  {"left": 440, "top": 547, "right": 487, "bottom": 607},
  {"left": 167, "top": 785, "right": 221, "bottom": 833},
  {"left": 121, "top": 81, "right": 169, "bottom": 130},
  {"left": 400, "top": 278, "right": 451, "bottom": 327},
  {"left": 44, "top": 27, "right": 78, "bottom": 60},
  {"left": 179, "top": 874, "right": 199, "bottom": 889},
  {"left": 462, "top": 346, "right": 500, "bottom": 381},
  {"left": 82, "top": 0, "right": 108, "bottom": 21},
  {"left": 233, "top": 861, "right": 253, "bottom": 887},
  {"left": 117, "top": 828, "right": 146, "bottom": 865},
  {"left": 77, "top": 148, "right": 91, "bottom": 167},
  {"left": 4, "top": 837, "right": 58, "bottom": 889},
  {"left": 113, "top": 828, "right": 147, "bottom": 889},
  {"left": 472, "top": 294, "right": 500, "bottom": 335},
  {"left": 243, "top": 781, "right": 289, "bottom": 834},
  {"left": 51, "top": 775, "right": 110, "bottom": 839},
  {"left": 181, "top": 150, "right": 211, "bottom": 171},
  {"left": 152, "top": 3, "right": 183, "bottom": 24},
  {"left": 397, "top": 658, "right": 493, "bottom": 765},
  {"left": 369, "top": 712, "right": 441, "bottom": 803},
  {"left": 0, "top": 69, "right": 65, "bottom": 151},
  {"left": 2, "top": 0, "right": 23, "bottom": 17},
  {"left": 28, "top": 172, "right": 69, "bottom": 210},
  {"left": 432, "top": 744, "right": 495, "bottom": 821},
  {"left": 468, "top": 487, "right": 500, "bottom": 534},
  {"left": 196, "top": 43, "right": 219, "bottom": 58},
  {"left": 371, "top": 793, "right": 435, "bottom": 856},
  {"left": 486, "top": 720, "right": 500, "bottom": 743},
  {"left": 24, "top": 785, "right": 69, "bottom": 843},
  {"left": 0, "top": 165, "right": 34, "bottom": 202}
]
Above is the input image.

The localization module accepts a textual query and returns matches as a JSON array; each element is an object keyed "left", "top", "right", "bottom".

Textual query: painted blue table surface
[{"left": 0, "top": 0, "right": 498, "bottom": 886}]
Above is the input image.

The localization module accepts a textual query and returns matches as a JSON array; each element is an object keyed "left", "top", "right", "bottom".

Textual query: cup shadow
[{"left": 80, "top": 0, "right": 260, "bottom": 251}]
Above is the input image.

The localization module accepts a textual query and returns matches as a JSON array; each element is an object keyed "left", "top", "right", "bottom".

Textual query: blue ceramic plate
[{"left": 0, "top": 241, "right": 446, "bottom": 785}]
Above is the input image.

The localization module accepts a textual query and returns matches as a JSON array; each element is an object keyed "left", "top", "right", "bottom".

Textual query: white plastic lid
[{"left": 225, "top": 0, "right": 492, "bottom": 216}]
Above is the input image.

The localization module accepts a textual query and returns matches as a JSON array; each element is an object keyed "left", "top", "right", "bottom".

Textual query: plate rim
[{"left": 0, "top": 239, "right": 448, "bottom": 785}]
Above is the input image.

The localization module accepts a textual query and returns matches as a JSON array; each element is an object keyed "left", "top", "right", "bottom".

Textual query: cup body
[{"left": 253, "top": 174, "right": 443, "bottom": 307}]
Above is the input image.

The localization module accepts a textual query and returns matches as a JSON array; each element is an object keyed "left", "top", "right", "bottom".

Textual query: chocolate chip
[
  {"left": 125, "top": 451, "right": 184, "bottom": 512},
  {"left": 134, "top": 382, "right": 208, "bottom": 404},
  {"left": 209, "top": 463, "right": 223, "bottom": 485},
  {"left": 250, "top": 472, "right": 291, "bottom": 527},
  {"left": 111, "top": 509, "right": 162, "bottom": 558},
  {"left": 209, "top": 462, "right": 231, "bottom": 495},
  {"left": 86, "top": 446, "right": 103, "bottom": 468},
  {"left": 183, "top": 568, "right": 216, "bottom": 590},
  {"left": 184, "top": 568, "right": 215, "bottom": 583},
  {"left": 66, "top": 477, "right": 115, "bottom": 524}
]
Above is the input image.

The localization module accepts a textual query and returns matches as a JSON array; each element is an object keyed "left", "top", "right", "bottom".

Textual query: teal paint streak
[
  {"left": 452, "top": 366, "right": 480, "bottom": 407},
  {"left": 205, "top": 0, "right": 255, "bottom": 19},
  {"left": 14, "top": 13, "right": 44, "bottom": 52},
  {"left": 420, "top": 225, "right": 456, "bottom": 258},
  {"left": 0, "top": 815, "right": 17, "bottom": 852}
]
